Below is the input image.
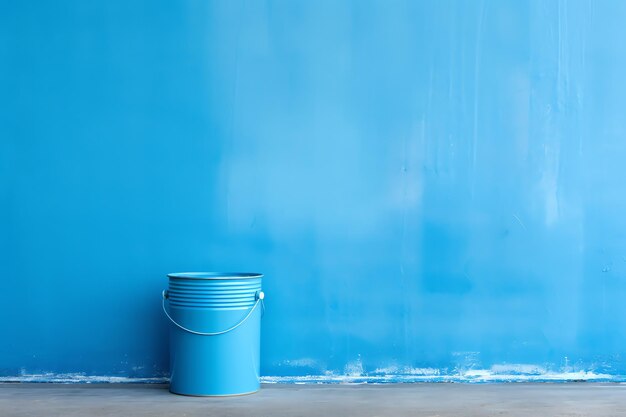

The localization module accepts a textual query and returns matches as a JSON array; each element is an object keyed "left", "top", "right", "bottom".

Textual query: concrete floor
[{"left": 2, "top": 383, "right": 626, "bottom": 417}]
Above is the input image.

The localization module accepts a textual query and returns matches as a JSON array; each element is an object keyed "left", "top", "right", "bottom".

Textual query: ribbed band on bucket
[{"left": 168, "top": 275, "right": 262, "bottom": 309}]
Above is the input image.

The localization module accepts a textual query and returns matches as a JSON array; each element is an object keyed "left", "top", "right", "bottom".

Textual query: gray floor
[{"left": 2, "top": 383, "right": 626, "bottom": 416}]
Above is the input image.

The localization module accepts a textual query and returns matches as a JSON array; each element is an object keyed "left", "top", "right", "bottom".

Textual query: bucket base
[{"left": 168, "top": 388, "right": 260, "bottom": 397}]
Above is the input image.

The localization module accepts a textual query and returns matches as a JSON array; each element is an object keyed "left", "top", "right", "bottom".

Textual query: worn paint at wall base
[{"left": 0, "top": 368, "right": 618, "bottom": 384}]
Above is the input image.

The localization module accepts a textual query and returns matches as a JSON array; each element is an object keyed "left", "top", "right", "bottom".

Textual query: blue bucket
[{"left": 162, "top": 272, "right": 264, "bottom": 396}]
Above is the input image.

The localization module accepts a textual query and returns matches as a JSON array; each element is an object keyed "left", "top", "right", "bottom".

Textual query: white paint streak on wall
[
  {"left": 0, "top": 373, "right": 167, "bottom": 384},
  {"left": 1, "top": 367, "right": 615, "bottom": 384},
  {"left": 540, "top": 143, "right": 560, "bottom": 226},
  {"left": 343, "top": 357, "right": 365, "bottom": 376},
  {"left": 261, "top": 369, "right": 614, "bottom": 384}
]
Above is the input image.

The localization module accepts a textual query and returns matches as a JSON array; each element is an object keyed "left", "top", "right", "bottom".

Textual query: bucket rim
[{"left": 167, "top": 272, "right": 263, "bottom": 280}]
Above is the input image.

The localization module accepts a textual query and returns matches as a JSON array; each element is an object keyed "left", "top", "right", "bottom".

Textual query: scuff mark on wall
[{"left": 1, "top": 368, "right": 615, "bottom": 384}]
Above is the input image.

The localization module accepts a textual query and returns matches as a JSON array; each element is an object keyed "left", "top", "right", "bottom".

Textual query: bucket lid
[{"left": 167, "top": 272, "right": 263, "bottom": 280}]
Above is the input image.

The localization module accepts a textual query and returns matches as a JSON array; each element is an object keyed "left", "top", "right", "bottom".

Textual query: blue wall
[{"left": 3, "top": 0, "right": 626, "bottom": 381}]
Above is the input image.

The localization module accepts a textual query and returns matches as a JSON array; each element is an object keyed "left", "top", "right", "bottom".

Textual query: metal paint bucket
[{"left": 162, "top": 272, "right": 264, "bottom": 396}]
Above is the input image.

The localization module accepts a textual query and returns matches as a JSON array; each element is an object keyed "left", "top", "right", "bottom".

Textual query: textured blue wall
[{"left": 2, "top": 0, "right": 626, "bottom": 381}]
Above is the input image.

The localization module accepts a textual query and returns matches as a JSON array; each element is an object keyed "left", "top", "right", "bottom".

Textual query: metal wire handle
[{"left": 162, "top": 290, "right": 264, "bottom": 336}]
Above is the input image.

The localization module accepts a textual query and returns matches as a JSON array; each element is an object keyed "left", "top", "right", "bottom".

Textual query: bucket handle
[{"left": 161, "top": 290, "right": 265, "bottom": 336}]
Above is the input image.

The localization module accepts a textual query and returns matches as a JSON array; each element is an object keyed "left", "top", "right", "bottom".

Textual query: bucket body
[{"left": 165, "top": 272, "right": 263, "bottom": 396}]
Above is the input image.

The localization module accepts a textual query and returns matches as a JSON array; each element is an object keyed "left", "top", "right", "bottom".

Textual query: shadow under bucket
[{"left": 163, "top": 272, "right": 264, "bottom": 396}]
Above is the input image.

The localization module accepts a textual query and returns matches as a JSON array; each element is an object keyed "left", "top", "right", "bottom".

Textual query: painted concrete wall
[{"left": 2, "top": 0, "right": 626, "bottom": 381}]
